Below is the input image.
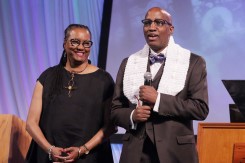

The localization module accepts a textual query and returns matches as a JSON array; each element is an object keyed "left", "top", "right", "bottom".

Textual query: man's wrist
[{"left": 130, "top": 110, "right": 137, "bottom": 129}]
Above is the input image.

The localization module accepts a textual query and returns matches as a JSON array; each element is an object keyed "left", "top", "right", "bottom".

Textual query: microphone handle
[
  {"left": 143, "top": 79, "right": 152, "bottom": 105},
  {"left": 144, "top": 79, "right": 152, "bottom": 86}
]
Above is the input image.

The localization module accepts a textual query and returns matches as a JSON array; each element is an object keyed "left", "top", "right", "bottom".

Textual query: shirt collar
[{"left": 150, "top": 46, "right": 168, "bottom": 57}]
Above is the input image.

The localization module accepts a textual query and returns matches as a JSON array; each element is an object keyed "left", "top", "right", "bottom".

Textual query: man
[{"left": 111, "top": 7, "right": 209, "bottom": 163}]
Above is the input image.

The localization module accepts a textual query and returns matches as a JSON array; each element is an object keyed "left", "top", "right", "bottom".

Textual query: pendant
[{"left": 64, "top": 72, "right": 77, "bottom": 97}]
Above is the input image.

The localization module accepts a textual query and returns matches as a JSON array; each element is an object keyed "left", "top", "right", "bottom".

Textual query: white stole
[{"left": 123, "top": 36, "right": 191, "bottom": 104}]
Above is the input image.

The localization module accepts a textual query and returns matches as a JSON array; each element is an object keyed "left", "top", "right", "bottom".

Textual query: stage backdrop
[{"left": 106, "top": 0, "right": 245, "bottom": 135}]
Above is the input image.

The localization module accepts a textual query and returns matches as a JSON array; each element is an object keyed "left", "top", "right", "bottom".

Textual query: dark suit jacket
[{"left": 111, "top": 53, "right": 209, "bottom": 163}]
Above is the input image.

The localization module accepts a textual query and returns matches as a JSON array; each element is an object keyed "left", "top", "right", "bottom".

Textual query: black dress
[{"left": 25, "top": 66, "right": 115, "bottom": 163}]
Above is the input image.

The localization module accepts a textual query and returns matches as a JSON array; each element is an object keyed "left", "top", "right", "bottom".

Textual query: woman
[{"left": 25, "top": 24, "right": 115, "bottom": 163}]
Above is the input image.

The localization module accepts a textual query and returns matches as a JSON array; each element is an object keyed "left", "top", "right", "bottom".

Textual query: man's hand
[
  {"left": 132, "top": 105, "right": 151, "bottom": 123},
  {"left": 139, "top": 85, "right": 158, "bottom": 105}
]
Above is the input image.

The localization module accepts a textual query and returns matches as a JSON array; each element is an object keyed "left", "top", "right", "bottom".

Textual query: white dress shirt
[{"left": 130, "top": 47, "right": 168, "bottom": 129}]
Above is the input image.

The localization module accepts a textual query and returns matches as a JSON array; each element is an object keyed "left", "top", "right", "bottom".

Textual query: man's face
[{"left": 143, "top": 9, "right": 174, "bottom": 53}]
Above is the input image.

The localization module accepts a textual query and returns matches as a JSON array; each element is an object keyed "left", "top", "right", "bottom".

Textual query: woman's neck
[{"left": 65, "top": 61, "right": 89, "bottom": 74}]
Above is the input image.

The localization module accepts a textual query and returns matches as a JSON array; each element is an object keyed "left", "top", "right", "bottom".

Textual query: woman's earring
[{"left": 62, "top": 51, "right": 67, "bottom": 64}]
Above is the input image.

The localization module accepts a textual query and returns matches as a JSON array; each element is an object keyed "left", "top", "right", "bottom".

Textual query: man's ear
[{"left": 169, "top": 26, "right": 174, "bottom": 35}]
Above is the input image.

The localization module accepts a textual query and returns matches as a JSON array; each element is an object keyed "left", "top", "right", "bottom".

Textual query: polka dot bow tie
[{"left": 149, "top": 54, "right": 166, "bottom": 64}]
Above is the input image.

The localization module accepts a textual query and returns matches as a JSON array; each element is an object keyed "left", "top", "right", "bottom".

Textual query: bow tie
[{"left": 149, "top": 54, "right": 166, "bottom": 64}]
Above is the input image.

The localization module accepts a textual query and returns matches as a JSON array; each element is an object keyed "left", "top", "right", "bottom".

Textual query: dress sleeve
[
  {"left": 37, "top": 67, "right": 53, "bottom": 85},
  {"left": 103, "top": 71, "right": 115, "bottom": 101}
]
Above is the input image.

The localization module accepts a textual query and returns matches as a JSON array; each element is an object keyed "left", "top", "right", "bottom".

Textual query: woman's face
[{"left": 64, "top": 28, "right": 92, "bottom": 66}]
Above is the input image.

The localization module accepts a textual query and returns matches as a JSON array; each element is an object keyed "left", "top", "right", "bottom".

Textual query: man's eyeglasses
[
  {"left": 141, "top": 19, "right": 172, "bottom": 27},
  {"left": 70, "top": 39, "right": 93, "bottom": 48}
]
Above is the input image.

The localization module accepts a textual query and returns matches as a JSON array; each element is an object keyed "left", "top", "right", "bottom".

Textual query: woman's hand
[
  {"left": 55, "top": 146, "right": 83, "bottom": 162},
  {"left": 50, "top": 146, "right": 64, "bottom": 162}
]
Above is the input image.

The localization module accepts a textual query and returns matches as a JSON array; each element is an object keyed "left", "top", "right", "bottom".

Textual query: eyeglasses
[
  {"left": 141, "top": 19, "right": 172, "bottom": 27},
  {"left": 70, "top": 39, "right": 93, "bottom": 48}
]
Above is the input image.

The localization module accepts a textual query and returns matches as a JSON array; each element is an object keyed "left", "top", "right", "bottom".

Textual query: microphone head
[{"left": 144, "top": 72, "right": 152, "bottom": 81}]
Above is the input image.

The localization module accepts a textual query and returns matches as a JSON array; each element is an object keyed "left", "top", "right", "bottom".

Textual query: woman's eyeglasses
[{"left": 70, "top": 39, "right": 93, "bottom": 48}]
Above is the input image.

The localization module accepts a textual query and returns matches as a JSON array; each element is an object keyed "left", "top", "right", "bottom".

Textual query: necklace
[{"left": 64, "top": 63, "right": 88, "bottom": 97}]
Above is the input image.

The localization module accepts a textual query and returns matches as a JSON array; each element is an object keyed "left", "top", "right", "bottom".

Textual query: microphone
[
  {"left": 143, "top": 72, "right": 152, "bottom": 107},
  {"left": 144, "top": 72, "right": 152, "bottom": 86}
]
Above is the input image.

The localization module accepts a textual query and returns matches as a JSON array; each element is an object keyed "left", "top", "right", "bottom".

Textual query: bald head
[{"left": 145, "top": 7, "right": 173, "bottom": 25}]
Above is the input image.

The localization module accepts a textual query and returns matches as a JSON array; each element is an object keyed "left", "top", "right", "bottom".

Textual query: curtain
[{"left": 0, "top": 0, "right": 104, "bottom": 120}]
